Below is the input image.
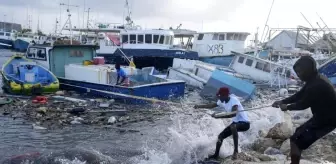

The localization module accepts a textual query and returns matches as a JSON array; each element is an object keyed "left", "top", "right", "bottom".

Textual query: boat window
[
  {"left": 245, "top": 58, "right": 253, "bottom": 66},
  {"left": 153, "top": 35, "right": 159, "bottom": 44},
  {"left": 212, "top": 33, "right": 219, "bottom": 40},
  {"left": 29, "top": 36, "right": 33, "bottom": 38},
  {"left": 234, "top": 34, "right": 240, "bottom": 40},
  {"left": 197, "top": 34, "right": 204, "bottom": 40},
  {"left": 23, "top": 35, "right": 28, "bottom": 37},
  {"left": 138, "top": 34, "right": 144, "bottom": 43},
  {"left": 239, "top": 34, "right": 247, "bottom": 41},
  {"left": 255, "top": 62, "right": 264, "bottom": 70},
  {"left": 129, "top": 34, "right": 136, "bottom": 44},
  {"left": 27, "top": 48, "right": 36, "bottom": 58},
  {"left": 18, "top": 34, "right": 22, "bottom": 37},
  {"left": 170, "top": 36, "right": 174, "bottom": 45},
  {"left": 0, "top": 32, "right": 4, "bottom": 36},
  {"left": 263, "top": 63, "right": 271, "bottom": 72},
  {"left": 226, "top": 33, "right": 234, "bottom": 40},
  {"left": 164, "top": 36, "right": 169, "bottom": 45},
  {"left": 238, "top": 56, "right": 245, "bottom": 63},
  {"left": 159, "top": 35, "right": 164, "bottom": 44},
  {"left": 5, "top": 33, "right": 10, "bottom": 36},
  {"left": 122, "top": 35, "right": 128, "bottom": 43},
  {"left": 219, "top": 34, "right": 225, "bottom": 40},
  {"left": 145, "top": 34, "right": 152, "bottom": 44},
  {"left": 36, "top": 49, "right": 46, "bottom": 60}
]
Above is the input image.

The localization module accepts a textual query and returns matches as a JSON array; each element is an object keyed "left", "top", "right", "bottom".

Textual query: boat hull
[
  {"left": 1, "top": 55, "right": 59, "bottom": 95},
  {"left": 58, "top": 77, "right": 185, "bottom": 104},
  {"left": 97, "top": 48, "right": 199, "bottom": 70},
  {"left": 0, "top": 38, "right": 13, "bottom": 49},
  {"left": 198, "top": 55, "right": 234, "bottom": 67},
  {"left": 13, "top": 39, "right": 30, "bottom": 52},
  {"left": 201, "top": 69, "right": 256, "bottom": 100}
]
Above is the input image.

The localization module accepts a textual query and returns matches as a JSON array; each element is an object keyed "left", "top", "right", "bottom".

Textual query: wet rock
[
  {"left": 36, "top": 107, "right": 47, "bottom": 115},
  {"left": 280, "top": 139, "right": 290, "bottom": 155},
  {"left": 252, "top": 138, "right": 277, "bottom": 153},
  {"left": 258, "top": 130, "right": 267, "bottom": 138},
  {"left": 266, "top": 113, "right": 293, "bottom": 140},
  {"left": 68, "top": 107, "right": 86, "bottom": 115},
  {"left": 108, "top": 116, "right": 117, "bottom": 124},
  {"left": 55, "top": 90, "right": 65, "bottom": 95},
  {"left": 264, "top": 147, "right": 282, "bottom": 155}
]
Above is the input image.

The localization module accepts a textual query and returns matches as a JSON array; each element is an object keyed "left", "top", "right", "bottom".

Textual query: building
[{"left": 0, "top": 21, "right": 22, "bottom": 32}]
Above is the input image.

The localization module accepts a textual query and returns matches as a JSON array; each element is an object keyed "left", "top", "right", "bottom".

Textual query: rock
[
  {"left": 252, "top": 138, "right": 277, "bottom": 153},
  {"left": 70, "top": 120, "right": 81, "bottom": 124},
  {"left": 108, "top": 116, "right": 117, "bottom": 124},
  {"left": 36, "top": 107, "right": 47, "bottom": 114},
  {"left": 264, "top": 147, "right": 282, "bottom": 155},
  {"left": 258, "top": 130, "right": 267, "bottom": 138},
  {"left": 248, "top": 151, "right": 276, "bottom": 161},
  {"left": 266, "top": 113, "right": 293, "bottom": 140},
  {"left": 55, "top": 91, "right": 65, "bottom": 95},
  {"left": 280, "top": 139, "right": 291, "bottom": 154}
]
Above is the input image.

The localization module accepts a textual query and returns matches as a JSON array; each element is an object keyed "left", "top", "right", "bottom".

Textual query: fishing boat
[
  {"left": 25, "top": 44, "right": 186, "bottom": 104},
  {"left": 1, "top": 54, "right": 59, "bottom": 95},
  {"left": 318, "top": 56, "right": 336, "bottom": 86}
]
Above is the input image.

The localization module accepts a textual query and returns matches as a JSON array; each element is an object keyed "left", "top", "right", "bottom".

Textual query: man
[
  {"left": 194, "top": 87, "right": 250, "bottom": 160},
  {"left": 115, "top": 63, "right": 130, "bottom": 86},
  {"left": 272, "top": 56, "right": 336, "bottom": 164}
]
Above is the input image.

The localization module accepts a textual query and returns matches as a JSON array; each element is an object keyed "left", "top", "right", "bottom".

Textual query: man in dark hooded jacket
[{"left": 272, "top": 56, "right": 336, "bottom": 164}]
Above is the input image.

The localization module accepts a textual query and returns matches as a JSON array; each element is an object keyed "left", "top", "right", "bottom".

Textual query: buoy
[{"left": 279, "top": 88, "right": 288, "bottom": 97}]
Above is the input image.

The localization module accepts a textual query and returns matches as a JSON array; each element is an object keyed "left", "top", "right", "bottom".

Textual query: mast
[{"left": 60, "top": 0, "right": 79, "bottom": 44}]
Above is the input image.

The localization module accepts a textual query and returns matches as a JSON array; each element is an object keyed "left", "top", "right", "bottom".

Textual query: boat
[
  {"left": 65, "top": 0, "right": 199, "bottom": 71},
  {"left": 0, "top": 31, "right": 14, "bottom": 49},
  {"left": 165, "top": 58, "right": 256, "bottom": 100},
  {"left": 25, "top": 44, "right": 186, "bottom": 104},
  {"left": 190, "top": 32, "right": 250, "bottom": 66},
  {"left": 318, "top": 56, "right": 336, "bottom": 86},
  {"left": 1, "top": 54, "right": 59, "bottom": 95}
]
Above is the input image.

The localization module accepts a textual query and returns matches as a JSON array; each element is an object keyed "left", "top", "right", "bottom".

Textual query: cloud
[{"left": 0, "top": 0, "right": 247, "bottom": 33}]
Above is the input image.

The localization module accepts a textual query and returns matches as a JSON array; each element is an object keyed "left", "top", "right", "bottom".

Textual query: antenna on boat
[
  {"left": 60, "top": 0, "right": 79, "bottom": 44},
  {"left": 260, "top": 0, "right": 275, "bottom": 43}
]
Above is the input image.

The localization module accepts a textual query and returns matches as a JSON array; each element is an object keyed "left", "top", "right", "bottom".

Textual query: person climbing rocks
[
  {"left": 115, "top": 63, "right": 130, "bottom": 86},
  {"left": 272, "top": 56, "right": 336, "bottom": 164},
  {"left": 194, "top": 87, "right": 250, "bottom": 160}
]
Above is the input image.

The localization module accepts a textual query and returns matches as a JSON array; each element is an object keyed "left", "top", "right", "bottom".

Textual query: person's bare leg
[
  {"left": 231, "top": 124, "right": 238, "bottom": 160},
  {"left": 290, "top": 140, "right": 302, "bottom": 164}
]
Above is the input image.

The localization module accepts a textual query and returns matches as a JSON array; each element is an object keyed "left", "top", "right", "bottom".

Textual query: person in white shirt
[{"left": 194, "top": 87, "right": 250, "bottom": 160}]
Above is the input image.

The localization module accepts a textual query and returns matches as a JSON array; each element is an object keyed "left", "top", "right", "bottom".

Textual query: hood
[{"left": 293, "top": 56, "right": 317, "bottom": 82}]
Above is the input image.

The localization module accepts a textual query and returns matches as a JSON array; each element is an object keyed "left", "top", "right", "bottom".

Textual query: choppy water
[{"left": 0, "top": 51, "right": 296, "bottom": 163}]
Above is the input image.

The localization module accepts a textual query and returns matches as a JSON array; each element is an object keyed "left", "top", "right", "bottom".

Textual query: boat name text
[{"left": 208, "top": 44, "right": 224, "bottom": 54}]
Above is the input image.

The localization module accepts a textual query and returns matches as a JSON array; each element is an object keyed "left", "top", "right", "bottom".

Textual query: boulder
[
  {"left": 280, "top": 139, "right": 291, "bottom": 155},
  {"left": 252, "top": 138, "right": 277, "bottom": 153},
  {"left": 266, "top": 113, "right": 293, "bottom": 140}
]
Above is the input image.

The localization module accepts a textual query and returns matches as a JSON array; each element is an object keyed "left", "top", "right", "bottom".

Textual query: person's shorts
[{"left": 290, "top": 118, "right": 336, "bottom": 150}]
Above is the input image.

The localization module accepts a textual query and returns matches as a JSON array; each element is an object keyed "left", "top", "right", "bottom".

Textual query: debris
[
  {"left": 108, "top": 116, "right": 117, "bottom": 124},
  {"left": 52, "top": 96, "right": 86, "bottom": 103}
]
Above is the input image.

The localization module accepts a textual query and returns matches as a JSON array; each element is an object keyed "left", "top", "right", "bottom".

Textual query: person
[
  {"left": 115, "top": 63, "right": 130, "bottom": 86},
  {"left": 272, "top": 56, "right": 336, "bottom": 164},
  {"left": 194, "top": 87, "right": 250, "bottom": 160}
]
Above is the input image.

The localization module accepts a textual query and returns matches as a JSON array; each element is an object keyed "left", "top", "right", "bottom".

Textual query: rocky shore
[{"left": 217, "top": 111, "right": 336, "bottom": 164}]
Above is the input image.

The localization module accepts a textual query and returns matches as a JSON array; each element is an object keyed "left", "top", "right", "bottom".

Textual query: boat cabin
[
  {"left": 0, "top": 31, "right": 15, "bottom": 40},
  {"left": 98, "top": 29, "right": 175, "bottom": 52},
  {"left": 230, "top": 51, "right": 295, "bottom": 86},
  {"left": 192, "top": 32, "right": 250, "bottom": 57}
]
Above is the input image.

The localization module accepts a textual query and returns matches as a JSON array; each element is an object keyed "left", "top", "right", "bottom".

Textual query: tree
[
  {"left": 37, "top": 30, "right": 46, "bottom": 36},
  {"left": 20, "top": 28, "right": 32, "bottom": 33}
]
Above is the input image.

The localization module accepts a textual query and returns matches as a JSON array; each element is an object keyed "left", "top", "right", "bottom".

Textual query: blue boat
[
  {"left": 201, "top": 69, "right": 256, "bottom": 100},
  {"left": 1, "top": 55, "right": 59, "bottom": 95},
  {"left": 26, "top": 44, "right": 186, "bottom": 104},
  {"left": 318, "top": 56, "right": 336, "bottom": 86},
  {"left": 13, "top": 39, "right": 30, "bottom": 52}
]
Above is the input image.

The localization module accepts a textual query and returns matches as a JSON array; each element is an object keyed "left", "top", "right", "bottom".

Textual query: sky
[{"left": 0, "top": 0, "right": 336, "bottom": 43}]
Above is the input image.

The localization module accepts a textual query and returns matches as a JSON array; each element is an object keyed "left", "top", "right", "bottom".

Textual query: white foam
[{"left": 134, "top": 97, "right": 288, "bottom": 164}]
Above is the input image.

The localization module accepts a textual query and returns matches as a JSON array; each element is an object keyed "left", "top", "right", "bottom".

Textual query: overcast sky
[{"left": 0, "top": 0, "right": 336, "bottom": 42}]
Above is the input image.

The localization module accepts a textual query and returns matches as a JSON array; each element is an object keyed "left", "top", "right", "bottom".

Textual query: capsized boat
[{"left": 1, "top": 54, "right": 59, "bottom": 95}]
